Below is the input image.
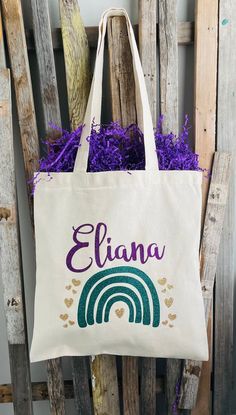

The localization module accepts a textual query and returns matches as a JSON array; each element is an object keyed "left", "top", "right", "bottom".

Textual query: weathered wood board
[
  {"left": 191, "top": 1, "right": 218, "bottom": 414},
  {"left": 138, "top": 1, "right": 157, "bottom": 413},
  {"left": 0, "top": 68, "right": 33, "bottom": 415},
  {"left": 179, "top": 152, "right": 232, "bottom": 410},
  {"left": 108, "top": 15, "right": 140, "bottom": 415},
  {"left": 1, "top": 0, "right": 39, "bottom": 208},
  {"left": 30, "top": 0, "right": 61, "bottom": 133},
  {"left": 158, "top": 0, "right": 178, "bottom": 135},
  {"left": 158, "top": 1, "right": 181, "bottom": 413},
  {"left": 60, "top": 0, "right": 90, "bottom": 130},
  {"left": 214, "top": 1, "right": 236, "bottom": 413},
  {"left": 2, "top": 1, "right": 66, "bottom": 414},
  {"left": 139, "top": 0, "right": 157, "bottom": 124},
  {"left": 60, "top": 1, "right": 92, "bottom": 413}
]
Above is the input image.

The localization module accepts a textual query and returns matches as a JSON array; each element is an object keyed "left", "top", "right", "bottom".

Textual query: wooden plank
[
  {"left": 26, "top": 0, "right": 66, "bottom": 412},
  {"left": 0, "top": 6, "right": 6, "bottom": 66},
  {"left": 139, "top": 0, "right": 157, "bottom": 124},
  {"left": 23, "top": 22, "right": 194, "bottom": 51},
  {"left": 59, "top": 1, "right": 92, "bottom": 413},
  {"left": 140, "top": 358, "right": 156, "bottom": 415},
  {"left": 30, "top": 0, "right": 61, "bottom": 134},
  {"left": 2, "top": 1, "right": 66, "bottom": 414},
  {"left": 60, "top": 0, "right": 90, "bottom": 130},
  {"left": 158, "top": 0, "right": 178, "bottom": 135},
  {"left": 72, "top": 357, "right": 92, "bottom": 415},
  {"left": 90, "top": 355, "right": 120, "bottom": 415},
  {"left": 108, "top": 15, "right": 139, "bottom": 415},
  {"left": 189, "top": 2, "right": 218, "bottom": 414},
  {"left": 158, "top": 2, "right": 180, "bottom": 413},
  {"left": 179, "top": 152, "right": 232, "bottom": 410},
  {"left": 0, "top": 377, "right": 164, "bottom": 403},
  {"left": 138, "top": 2, "right": 157, "bottom": 414},
  {"left": 0, "top": 68, "right": 33, "bottom": 414},
  {"left": 1, "top": 0, "right": 39, "bottom": 209},
  {"left": 214, "top": 2, "right": 236, "bottom": 413},
  {"left": 108, "top": 16, "right": 136, "bottom": 126}
]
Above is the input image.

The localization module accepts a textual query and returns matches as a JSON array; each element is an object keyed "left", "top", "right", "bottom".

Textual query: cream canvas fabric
[{"left": 30, "top": 8, "right": 208, "bottom": 362}]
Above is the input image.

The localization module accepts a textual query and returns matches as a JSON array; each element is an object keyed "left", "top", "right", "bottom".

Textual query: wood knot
[{"left": 0, "top": 207, "right": 11, "bottom": 221}]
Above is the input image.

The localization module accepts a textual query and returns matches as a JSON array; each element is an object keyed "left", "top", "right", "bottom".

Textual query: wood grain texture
[
  {"left": 60, "top": 1, "right": 92, "bottom": 412},
  {"left": 90, "top": 355, "right": 120, "bottom": 415},
  {"left": 122, "top": 356, "right": 139, "bottom": 415},
  {"left": 108, "top": 15, "right": 139, "bottom": 415},
  {"left": 72, "top": 357, "right": 92, "bottom": 415},
  {"left": 108, "top": 16, "right": 136, "bottom": 126},
  {"left": 158, "top": 0, "right": 178, "bottom": 135},
  {"left": 60, "top": 0, "right": 90, "bottom": 130},
  {"left": 23, "top": 22, "right": 194, "bottom": 51},
  {"left": 190, "top": 2, "right": 218, "bottom": 414},
  {"left": 214, "top": 2, "right": 236, "bottom": 413},
  {"left": 158, "top": 1, "right": 181, "bottom": 413},
  {"left": 47, "top": 359, "right": 65, "bottom": 415},
  {"left": 139, "top": 0, "right": 157, "bottom": 124},
  {"left": 140, "top": 357, "right": 156, "bottom": 415},
  {"left": 138, "top": 2, "right": 157, "bottom": 413},
  {"left": 0, "top": 7, "right": 6, "bottom": 67},
  {"left": 28, "top": 1, "right": 66, "bottom": 412},
  {"left": 30, "top": 0, "right": 61, "bottom": 133},
  {"left": 179, "top": 152, "right": 232, "bottom": 410},
  {"left": 0, "top": 68, "right": 33, "bottom": 415},
  {"left": 1, "top": 0, "right": 39, "bottom": 205},
  {"left": 194, "top": 0, "right": 218, "bottom": 215}
]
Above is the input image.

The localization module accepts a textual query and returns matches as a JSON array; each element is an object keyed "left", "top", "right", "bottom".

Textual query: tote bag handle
[{"left": 73, "top": 8, "right": 159, "bottom": 173}]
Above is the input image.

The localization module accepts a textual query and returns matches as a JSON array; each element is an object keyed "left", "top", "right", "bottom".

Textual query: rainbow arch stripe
[{"left": 77, "top": 266, "right": 160, "bottom": 328}]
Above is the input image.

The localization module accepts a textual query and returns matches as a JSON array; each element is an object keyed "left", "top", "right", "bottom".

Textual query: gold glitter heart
[
  {"left": 165, "top": 298, "right": 174, "bottom": 308},
  {"left": 64, "top": 298, "right": 73, "bottom": 308},
  {"left": 72, "top": 279, "right": 81, "bottom": 287},
  {"left": 115, "top": 308, "right": 124, "bottom": 318},
  {"left": 161, "top": 288, "right": 167, "bottom": 293},
  {"left": 167, "top": 284, "right": 174, "bottom": 290},
  {"left": 169, "top": 324, "right": 174, "bottom": 328},
  {"left": 60, "top": 313, "right": 68, "bottom": 321},
  {"left": 168, "top": 313, "right": 177, "bottom": 321},
  {"left": 69, "top": 320, "right": 75, "bottom": 326},
  {"left": 65, "top": 285, "right": 72, "bottom": 290},
  {"left": 158, "top": 277, "right": 167, "bottom": 285},
  {"left": 72, "top": 289, "right": 77, "bottom": 294},
  {"left": 63, "top": 324, "right": 68, "bottom": 328},
  {"left": 162, "top": 320, "right": 168, "bottom": 325}
]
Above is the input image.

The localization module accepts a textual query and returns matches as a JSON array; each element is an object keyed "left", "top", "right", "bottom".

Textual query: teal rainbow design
[{"left": 77, "top": 266, "right": 160, "bottom": 328}]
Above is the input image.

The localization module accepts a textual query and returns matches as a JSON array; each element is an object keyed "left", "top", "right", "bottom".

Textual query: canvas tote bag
[{"left": 30, "top": 8, "right": 208, "bottom": 362}]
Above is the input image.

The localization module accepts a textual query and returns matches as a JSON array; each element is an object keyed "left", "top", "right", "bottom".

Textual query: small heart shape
[
  {"left": 169, "top": 324, "right": 174, "bottom": 328},
  {"left": 72, "top": 279, "right": 81, "bottom": 287},
  {"left": 72, "top": 289, "right": 77, "bottom": 294},
  {"left": 64, "top": 298, "right": 73, "bottom": 308},
  {"left": 63, "top": 324, "right": 68, "bottom": 328},
  {"left": 168, "top": 313, "right": 177, "bottom": 321},
  {"left": 165, "top": 298, "right": 174, "bottom": 308},
  {"left": 115, "top": 308, "right": 124, "bottom": 318},
  {"left": 161, "top": 288, "right": 167, "bottom": 293},
  {"left": 69, "top": 320, "right": 75, "bottom": 326},
  {"left": 167, "top": 284, "right": 174, "bottom": 290},
  {"left": 65, "top": 285, "right": 72, "bottom": 290},
  {"left": 162, "top": 320, "right": 168, "bottom": 325},
  {"left": 60, "top": 313, "right": 68, "bottom": 321},
  {"left": 158, "top": 277, "right": 167, "bottom": 285}
]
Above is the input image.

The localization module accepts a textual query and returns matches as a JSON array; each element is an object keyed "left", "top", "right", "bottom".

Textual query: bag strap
[{"left": 73, "top": 8, "right": 159, "bottom": 173}]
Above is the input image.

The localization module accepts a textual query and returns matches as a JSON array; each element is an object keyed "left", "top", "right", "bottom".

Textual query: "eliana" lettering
[{"left": 66, "top": 222, "right": 166, "bottom": 273}]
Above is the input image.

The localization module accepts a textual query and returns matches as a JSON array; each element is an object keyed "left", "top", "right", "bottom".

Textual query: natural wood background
[{"left": 0, "top": 0, "right": 235, "bottom": 414}]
